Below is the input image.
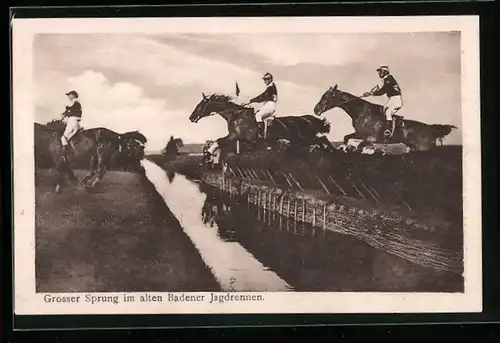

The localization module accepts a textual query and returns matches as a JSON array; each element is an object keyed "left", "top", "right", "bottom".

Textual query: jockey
[
  {"left": 60, "top": 90, "right": 83, "bottom": 151},
  {"left": 363, "top": 65, "right": 403, "bottom": 137},
  {"left": 249, "top": 72, "right": 278, "bottom": 139}
]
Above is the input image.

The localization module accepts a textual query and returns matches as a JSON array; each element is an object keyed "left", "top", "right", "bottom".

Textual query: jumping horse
[
  {"left": 313, "top": 84, "right": 457, "bottom": 151},
  {"left": 189, "top": 93, "right": 334, "bottom": 164}
]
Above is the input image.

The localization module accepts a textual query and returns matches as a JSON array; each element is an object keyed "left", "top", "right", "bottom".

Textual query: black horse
[
  {"left": 314, "top": 85, "right": 457, "bottom": 151},
  {"left": 189, "top": 93, "right": 334, "bottom": 161}
]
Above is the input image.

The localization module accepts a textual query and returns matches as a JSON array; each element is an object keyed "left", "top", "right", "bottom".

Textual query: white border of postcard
[{"left": 12, "top": 15, "right": 482, "bottom": 315}]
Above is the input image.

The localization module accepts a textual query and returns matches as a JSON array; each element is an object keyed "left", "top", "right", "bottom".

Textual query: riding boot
[{"left": 384, "top": 120, "right": 392, "bottom": 138}]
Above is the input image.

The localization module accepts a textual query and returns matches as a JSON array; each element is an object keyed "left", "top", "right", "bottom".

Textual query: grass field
[{"left": 35, "top": 168, "right": 219, "bottom": 292}]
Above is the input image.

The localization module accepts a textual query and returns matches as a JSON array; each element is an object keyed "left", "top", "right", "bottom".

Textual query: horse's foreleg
[
  {"left": 54, "top": 158, "right": 66, "bottom": 193},
  {"left": 314, "top": 135, "right": 335, "bottom": 152},
  {"left": 343, "top": 132, "right": 358, "bottom": 144},
  {"left": 62, "top": 159, "right": 78, "bottom": 184}
]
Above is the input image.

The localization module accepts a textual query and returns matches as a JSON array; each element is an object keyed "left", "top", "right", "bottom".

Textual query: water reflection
[
  {"left": 143, "top": 159, "right": 462, "bottom": 293},
  {"left": 142, "top": 159, "right": 292, "bottom": 292},
  {"left": 166, "top": 169, "right": 176, "bottom": 183},
  {"left": 199, "top": 183, "right": 463, "bottom": 293}
]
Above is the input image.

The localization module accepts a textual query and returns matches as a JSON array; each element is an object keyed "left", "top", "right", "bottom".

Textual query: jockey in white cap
[
  {"left": 60, "top": 90, "right": 83, "bottom": 152},
  {"left": 363, "top": 65, "right": 403, "bottom": 137},
  {"left": 249, "top": 72, "right": 278, "bottom": 139}
]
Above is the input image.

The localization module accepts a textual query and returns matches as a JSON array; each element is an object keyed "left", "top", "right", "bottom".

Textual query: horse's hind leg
[
  {"left": 86, "top": 163, "right": 107, "bottom": 189},
  {"left": 86, "top": 145, "right": 110, "bottom": 189},
  {"left": 81, "top": 154, "right": 97, "bottom": 185}
]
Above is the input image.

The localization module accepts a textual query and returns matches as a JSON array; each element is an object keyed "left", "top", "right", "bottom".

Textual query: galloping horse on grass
[
  {"left": 189, "top": 93, "right": 333, "bottom": 164},
  {"left": 313, "top": 85, "right": 457, "bottom": 151},
  {"left": 35, "top": 120, "right": 147, "bottom": 193}
]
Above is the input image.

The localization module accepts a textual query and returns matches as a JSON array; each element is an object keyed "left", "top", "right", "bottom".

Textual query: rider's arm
[
  {"left": 250, "top": 90, "right": 268, "bottom": 103},
  {"left": 369, "top": 85, "right": 380, "bottom": 94},
  {"left": 250, "top": 85, "right": 277, "bottom": 103}
]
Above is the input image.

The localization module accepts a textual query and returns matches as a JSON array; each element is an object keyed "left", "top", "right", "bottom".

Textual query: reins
[{"left": 201, "top": 98, "right": 253, "bottom": 117}]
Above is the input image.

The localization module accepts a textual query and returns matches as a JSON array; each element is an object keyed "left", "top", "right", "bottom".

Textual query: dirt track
[{"left": 35, "top": 168, "right": 219, "bottom": 292}]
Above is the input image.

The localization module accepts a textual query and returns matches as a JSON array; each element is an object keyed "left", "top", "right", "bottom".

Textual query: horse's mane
[
  {"left": 209, "top": 93, "right": 253, "bottom": 110},
  {"left": 42, "top": 119, "right": 67, "bottom": 132},
  {"left": 210, "top": 93, "right": 234, "bottom": 102}
]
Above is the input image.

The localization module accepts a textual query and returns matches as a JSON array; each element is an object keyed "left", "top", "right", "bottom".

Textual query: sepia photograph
[{"left": 12, "top": 16, "right": 481, "bottom": 315}]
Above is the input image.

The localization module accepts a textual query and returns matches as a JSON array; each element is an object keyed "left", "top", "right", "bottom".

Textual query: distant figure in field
[
  {"left": 163, "top": 135, "right": 183, "bottom": 161},
  {"left": 249, "top": 72, "right": 278, "bottom": 140},
  {"left": 60, "top": 90, "right": 83, "bottom": 153},
  {"left": 363, "top": 65, "right": 403, "bottom": 138}
]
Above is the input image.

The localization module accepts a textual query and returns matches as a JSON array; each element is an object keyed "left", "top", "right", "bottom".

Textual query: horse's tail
[
  {"left": 301, "top": 115, "right": 331, "bottom": 134},
  {"left": 431, "top": 124, "right": 457, "bottom": 138}
]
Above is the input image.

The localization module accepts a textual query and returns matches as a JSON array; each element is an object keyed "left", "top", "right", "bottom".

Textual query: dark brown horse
[
  {"left": 112, "top": 131, "right": 147, "bottom": 172},
  {"left": 313, "top": 85, "right": 457, "bottom": 151},
  {"left": 35, "top": 120, "right": 147, "bottom": 193},
  {"left": 189, "top": 93, "right": 333, "bottom": 159}
]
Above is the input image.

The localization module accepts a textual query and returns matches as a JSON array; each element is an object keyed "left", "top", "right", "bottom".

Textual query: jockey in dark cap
[
  {"left": 249, "top": 72, "right": 278, "bottom": 139},
  {"left": 363, "top": 65, "right": 403, "bottom": 137},
  {"left": 60, "top": 90, "right": 83, "bottom": 151}
]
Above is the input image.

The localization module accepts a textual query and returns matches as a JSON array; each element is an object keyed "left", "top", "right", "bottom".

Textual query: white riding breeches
[
  {"left": 255, "top": 101, "right": 276, "bottom": 122},
  {"left": 61, "top": 116, "right": 81, "bottom": 146},
  {"left": 383, "top": 95, "right": 403, "bottom": 121}
]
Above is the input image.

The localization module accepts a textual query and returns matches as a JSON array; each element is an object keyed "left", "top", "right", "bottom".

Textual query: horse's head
[
  {"left": 314, "top": 84, "right": 342, "bottom": 116},
  {"left": 189, "top": 93, "right": 234, "bottom": 123}
]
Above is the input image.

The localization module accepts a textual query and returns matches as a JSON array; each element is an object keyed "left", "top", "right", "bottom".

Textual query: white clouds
[
  {"left": 35, "top": 69, "right": 229, "bottom": 151},
  {"left": 33, "top": 32, "right": 462, "bottom": 146},
  {"left": 216, "top": 34, "right": 379, "bottom": 66}
]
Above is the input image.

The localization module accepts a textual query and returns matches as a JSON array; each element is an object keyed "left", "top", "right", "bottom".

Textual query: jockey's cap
[
  {"left": 65, "top": 90, "right": 79, "bottom": 98},
  {"left": 376, "top": 65, "right": 390, "bottom": 73},
  {"left": 263, "top": 72, "right": 273, "bottom": 80}
]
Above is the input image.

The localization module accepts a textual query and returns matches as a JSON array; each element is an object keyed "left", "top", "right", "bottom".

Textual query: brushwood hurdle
[{"left": 201, "top": 167, "right": 463, "bottom": 276}]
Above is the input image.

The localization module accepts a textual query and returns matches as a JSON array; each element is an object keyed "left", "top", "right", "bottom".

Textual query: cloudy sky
[{"left": 34, "top": 32, "right": 461, "bottom": 151}]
